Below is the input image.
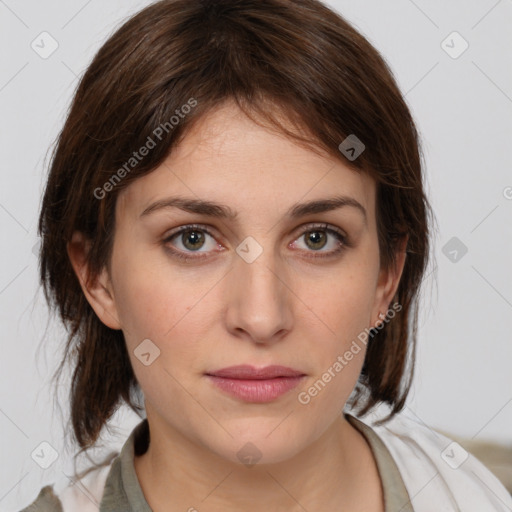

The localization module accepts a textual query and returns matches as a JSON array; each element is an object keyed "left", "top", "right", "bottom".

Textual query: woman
[{"left": 22, "top": 0, "right": 512, "bottom": 510}]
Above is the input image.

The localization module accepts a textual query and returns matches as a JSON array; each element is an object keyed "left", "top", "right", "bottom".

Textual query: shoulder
[
  {"left": 19, "top": 418, "right": 147, "bottom": 512},
  {"left": 19, "top": 461, "right": 114, "bottom": 512},
  {"left": 19, "top": 484, "right": 63, "bottom": 512},
  {"left": 355, "top": 406, "right": 512, "bottom": 511}
]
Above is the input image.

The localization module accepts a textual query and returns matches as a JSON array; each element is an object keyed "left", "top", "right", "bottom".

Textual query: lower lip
[{"left": 206, "top": 375, "right": 305, "bottom": 402}]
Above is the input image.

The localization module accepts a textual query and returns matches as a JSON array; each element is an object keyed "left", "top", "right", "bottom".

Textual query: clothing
[{"left": 19, "top": 406, "right": 512, "bottom": 511}]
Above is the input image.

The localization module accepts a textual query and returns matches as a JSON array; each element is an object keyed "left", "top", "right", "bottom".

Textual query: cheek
[
  {"left": 110, "top": 238, "right": 188, "bottom": 335},
  {"left": 308, "top": 259, "right": 379, "bottom": 339},
  {"left": 296, "top": 282, "right": 374, "bottom": 415},
  {"left": 115, "top": 275, "right": 203, "bottom": 350},
  {"left": 313, "top": 286, "right": 373, "bottom": 376},
  {"left": 115, "top": 267, "right": 209, "bottom": 408},
  {"left": 110, "top": 247, "right": 219, "bottom": 377},
  {"left": 300, "top": 252, "right": 379, "bottom": 387}
]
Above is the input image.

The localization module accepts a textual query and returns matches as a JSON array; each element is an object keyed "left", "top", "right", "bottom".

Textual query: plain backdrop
[{"left": 1, "top": 0, "right": 511, "bottom": 510}]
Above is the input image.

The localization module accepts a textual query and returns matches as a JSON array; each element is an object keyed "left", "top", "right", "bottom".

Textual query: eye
[
  {"left": 290, "top": 223, "right": 348, "bottom": 259},
  {"left": 163, "top": 224, "right": 221, "bottom": 261},
  {"left": 162, "top": 222, "right": 349, "bottom": 263}
]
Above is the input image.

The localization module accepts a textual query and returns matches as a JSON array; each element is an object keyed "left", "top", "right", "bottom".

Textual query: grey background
[{"left": 1, "top": 0, "right": 511, "bottom": 509}]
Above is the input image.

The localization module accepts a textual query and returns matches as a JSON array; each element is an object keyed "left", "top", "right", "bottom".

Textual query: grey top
[{"left": 20, "top": 414, "right": 412, "bottom": 511}]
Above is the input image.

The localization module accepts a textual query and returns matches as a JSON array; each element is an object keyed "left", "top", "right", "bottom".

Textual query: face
[{"left": 71, "top": 100, "right": 403, "bottom": 465}]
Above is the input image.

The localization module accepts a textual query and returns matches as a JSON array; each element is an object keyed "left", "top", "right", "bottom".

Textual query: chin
[{"left": 207, "top": 428, "right": 307, "bottom": 467}]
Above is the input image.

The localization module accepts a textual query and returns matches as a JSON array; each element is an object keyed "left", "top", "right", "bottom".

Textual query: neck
[{"left": 134, "top": 411, "right": 384, "bottom": 512}]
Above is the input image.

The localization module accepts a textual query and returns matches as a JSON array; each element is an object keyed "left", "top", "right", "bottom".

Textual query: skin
[{"left": 68, "top": 100, "right": 406, "bottom": 511}]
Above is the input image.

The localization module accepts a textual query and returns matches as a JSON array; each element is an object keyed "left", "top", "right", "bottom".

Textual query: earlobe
[{"left": 67, "top": 231, "right": 122, "bottom": 330}]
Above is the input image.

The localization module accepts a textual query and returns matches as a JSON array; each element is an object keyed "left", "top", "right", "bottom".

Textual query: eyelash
[{"left": 162, "top": 223, "right": 350, "bottom": 262}]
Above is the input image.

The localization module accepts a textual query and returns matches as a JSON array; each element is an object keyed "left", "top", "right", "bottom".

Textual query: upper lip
[{"left": 206, "top": 365, "right": 305, "bottom": 379}]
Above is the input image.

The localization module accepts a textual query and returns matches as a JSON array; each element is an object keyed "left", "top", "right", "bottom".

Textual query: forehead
[{"left": 117, "top": 101, "right": 376, "bottom": 224}]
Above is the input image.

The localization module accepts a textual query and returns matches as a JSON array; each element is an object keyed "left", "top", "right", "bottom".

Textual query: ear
[
  {"left": 67, "top": 231, "right": 122, "bottom": 330},
  {"left": 370, "top": 235, "right": 408, "bottom": 328}
]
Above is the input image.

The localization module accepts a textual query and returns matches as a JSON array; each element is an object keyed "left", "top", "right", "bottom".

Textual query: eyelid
[
  {"left": 163, "top": 223, "right": 218, "bottom": 241},
  {"left": 162, "top": 224, "right": 221, "bottom": 263},
  {"left": 162, "top": 222, "right": 350, "bottom": 260},
  {"left": 163, "top": 222, "right": 347, "bottom": 244},
  {"left": 291, "top": 222, "right": 347, "bottom": 240},
  {"left": 289, "top": 222, "right": 350, "bottom": 259}
]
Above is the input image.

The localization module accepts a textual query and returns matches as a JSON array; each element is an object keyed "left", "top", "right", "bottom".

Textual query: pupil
[
  {"left": 307, "top": 231, "right": 326, "bottom": 250},
  {"left": 184, "top": 230, "right": 204, "bottom": 250}
]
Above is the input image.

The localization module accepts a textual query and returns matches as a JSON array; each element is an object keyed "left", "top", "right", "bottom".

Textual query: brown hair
[{"left": 38, "top": 0, "right": 434, "bottom": 455}]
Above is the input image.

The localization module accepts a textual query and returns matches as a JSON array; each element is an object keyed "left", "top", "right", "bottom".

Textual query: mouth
[
  {"left": 205, "top": 365, "right": 306, "bottom": 403},
  {"left": 206, "top": 364, "right": 305, "bottom": 379}
]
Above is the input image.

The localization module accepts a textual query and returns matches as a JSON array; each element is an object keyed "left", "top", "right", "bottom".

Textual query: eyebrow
[{"left": 140, "top": 195, "right": 367, "bottom": 225}]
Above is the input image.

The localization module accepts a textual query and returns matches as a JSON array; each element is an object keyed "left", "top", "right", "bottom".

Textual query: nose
[{"left": 224, "top": 245, "right": 294, "bottom": 345}]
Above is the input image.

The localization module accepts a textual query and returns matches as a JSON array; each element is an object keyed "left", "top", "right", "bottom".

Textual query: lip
[
  {"left": 205, "top": 365, "right": 306, "bottom": 403},
  {"left": 206, "top": 365, "right": 305, "bottom": 379}
]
